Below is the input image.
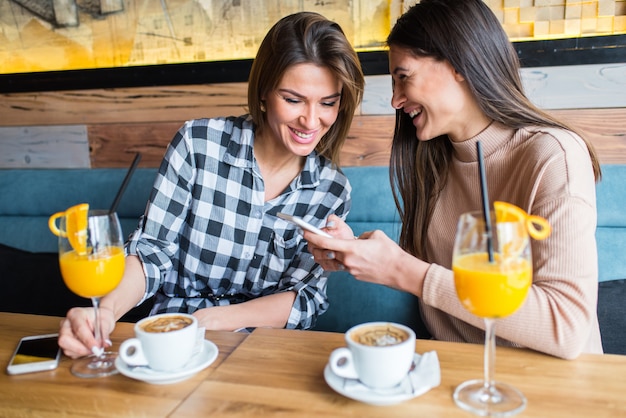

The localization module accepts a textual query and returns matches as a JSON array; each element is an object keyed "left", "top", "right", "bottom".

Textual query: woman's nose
[
  {"left": 300, "top": 105, "right": 318, "bottom": 127},
  {"left": 391, "top": 88, "right": 406, "bottom": 110}
]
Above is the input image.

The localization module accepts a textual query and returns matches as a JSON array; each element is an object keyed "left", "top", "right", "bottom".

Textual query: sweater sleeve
[
  {"left": 506, "top": 195, "right": 599, "bottom": 359},
  {"left": 494, "top": 131, "right": 601, "bottom": 359}
]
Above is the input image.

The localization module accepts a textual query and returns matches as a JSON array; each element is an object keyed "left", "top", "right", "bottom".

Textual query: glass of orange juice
[
  {"left": 452, "top": 202, "right": 550, "bottom": 417},
  {"left": 49, "top": 205, "right": 125, "bottom": 378}
]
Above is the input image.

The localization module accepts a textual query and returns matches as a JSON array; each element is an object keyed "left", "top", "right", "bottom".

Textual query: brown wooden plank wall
[{"left": 0, "top": 83, "right": 624, "bottom": 167}]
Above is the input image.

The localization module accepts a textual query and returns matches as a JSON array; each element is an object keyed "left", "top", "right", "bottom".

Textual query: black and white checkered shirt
[{"left": 126, "top": 115, "right": 351, "bottom": 329}]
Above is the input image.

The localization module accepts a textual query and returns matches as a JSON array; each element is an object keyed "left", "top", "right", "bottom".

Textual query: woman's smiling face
[
  {"left": 389, "top": 46, "right": 476, "bottom": 142},
  {"left": 262, "top": 63, "right": 342, "bottom": 157}
]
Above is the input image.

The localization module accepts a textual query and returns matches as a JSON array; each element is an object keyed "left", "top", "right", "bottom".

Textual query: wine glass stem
[
  {"left": 483, "top": 318, "right": 497, "bottom": 399},
  {"left": 92, "top": 296, "right": 103, "bottom": 357}
]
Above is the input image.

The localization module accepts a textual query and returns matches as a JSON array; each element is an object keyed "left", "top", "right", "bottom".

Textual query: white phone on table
[
  {"left": 6, "top": 333, "right": 61, "bottom": 375},
  {"left": 277, "top": 213, "right": 333, "bottom": 238}
]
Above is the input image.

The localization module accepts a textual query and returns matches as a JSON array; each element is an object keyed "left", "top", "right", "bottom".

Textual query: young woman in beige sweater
[{"left": 305, "top": 0, "right": 602, "bottom": 360}]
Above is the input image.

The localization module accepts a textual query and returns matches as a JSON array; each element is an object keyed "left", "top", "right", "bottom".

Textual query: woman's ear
[
  {"left": 446, "top": 60, "right": 465, "bottom": 82},
  {"left": 453, "top": 68, "right": 466, "bottom": 83}
]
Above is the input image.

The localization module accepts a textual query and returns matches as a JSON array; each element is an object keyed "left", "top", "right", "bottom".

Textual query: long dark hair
[
  {"left": 248, "top": 12, "right": 364, "bottom": 166},
  {"left": 386, "top": 0, "right": 601, "bottom": 258}
]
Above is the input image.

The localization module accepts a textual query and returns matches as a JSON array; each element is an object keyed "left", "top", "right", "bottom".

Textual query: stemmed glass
[
  {"left": 452, "top": 204, "right": 547, "bottom": 416},
  {"left": 49, "top": 206, "right": 125, "bottom": 378}
]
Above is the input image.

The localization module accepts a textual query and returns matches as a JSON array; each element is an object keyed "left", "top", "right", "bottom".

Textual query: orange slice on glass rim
[
  {"left": 48, "top": 203, "right": 89, "bottom": 255},
  {"left": 494, "top": 201, "right": 551, "bottom": 240}
]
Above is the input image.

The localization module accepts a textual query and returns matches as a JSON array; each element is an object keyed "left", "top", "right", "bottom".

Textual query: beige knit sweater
[{"left": 420, "top": 122, "right": 603, "bottom": 359}]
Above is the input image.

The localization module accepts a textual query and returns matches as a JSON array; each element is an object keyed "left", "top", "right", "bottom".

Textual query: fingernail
[
  {"left": 91, "top": 346, "right": 104, "bottom": 357},
  {"left": 326, "top": 221, "right": 336, "bottom": 228},
  {"left": 105, "top": 339, "right": 113, "bottom": 347},
  {"left": 338, "top": 263, "right": 346, "bottom": 271},
  {"left": 326, "top": 251, "right": 335, "bottom": 260}
]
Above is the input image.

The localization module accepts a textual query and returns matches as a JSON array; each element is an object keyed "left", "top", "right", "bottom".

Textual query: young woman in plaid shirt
[{"left": 59, "top": 12, "right": 364, "bottom": 359}]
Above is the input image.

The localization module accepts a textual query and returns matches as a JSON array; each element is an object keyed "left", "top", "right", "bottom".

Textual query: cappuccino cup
[
  {"left": 119, "top": 313, "right": 198, "bottom": 372},
  {"left": 329, "top": 322, "right": 416, "bottom": 389}
]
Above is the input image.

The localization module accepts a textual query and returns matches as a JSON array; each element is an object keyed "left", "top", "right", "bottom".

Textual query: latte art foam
[
  {"left": 141, "top": 315, "right": 193, "bottom": 333},
  {"left": 351, "top": 325, "right": 409, "bottom": 347}
]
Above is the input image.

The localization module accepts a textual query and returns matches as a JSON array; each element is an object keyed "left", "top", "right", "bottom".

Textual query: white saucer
[
  {"left": 115, "top": 340, "right": 218, "bottom": 385},
  {"left": 324, "top": 353, "right": 438, "bottom": 406}
]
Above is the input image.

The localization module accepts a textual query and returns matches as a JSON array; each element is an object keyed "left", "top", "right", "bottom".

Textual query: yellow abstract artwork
[{"left": 1, "top": 0, "right": 624, "bottom": 75}]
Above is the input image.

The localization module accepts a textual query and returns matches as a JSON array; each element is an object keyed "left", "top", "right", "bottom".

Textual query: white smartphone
[
  {"left": 6, "top": 333, "right": 61, "bottom": 375},
  {"left": 277, "top": 213, "right": 333, "bottom": 238}
]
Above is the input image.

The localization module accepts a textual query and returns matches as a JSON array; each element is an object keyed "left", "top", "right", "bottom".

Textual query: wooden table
[
  {"left": 2, "top": 313, "right": 625, "bottom": 417},
  {"left": 0, "top": 312, "right": 247, "bottom": 417},
  {"left": 173, "top": 328, "right": 626, "bottom": 417}
]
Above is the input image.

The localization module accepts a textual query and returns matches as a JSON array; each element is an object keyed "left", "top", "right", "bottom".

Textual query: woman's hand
[
  {"left": 305, "top": 217, "right": 430, "bottom": 296},
  {"left": 305, "top": 215, "right": 355, "bottom": 271},
  {"left": 58, "top": 306, "right": 116, "bottom": 359},
  {"left": 57, "top": 255, "right": 146, "bottom": 358},
  {"left": 305, "top": 225, "right": 399, "bottom": 286},
  {"left": 321, "top": 214, "right": 356, "bottom": 240}
]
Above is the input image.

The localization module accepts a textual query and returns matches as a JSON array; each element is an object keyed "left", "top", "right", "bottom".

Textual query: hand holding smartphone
[
  {"left": 6, "top": 334, "right": 61, "bottom": 375},
  {"left": 277, "top": 213, "right": 333, "bottom": 238}
]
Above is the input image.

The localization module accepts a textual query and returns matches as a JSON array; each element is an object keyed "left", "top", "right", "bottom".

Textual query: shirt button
[
  {"left": 254, "top": 210, "right": 262, "bottom": 218},
  {"left": 244, "top": 252, "right": 251, "bottom": 258}
]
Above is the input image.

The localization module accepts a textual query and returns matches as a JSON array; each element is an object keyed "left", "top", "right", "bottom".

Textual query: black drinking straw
[
  {"left": 476, "top": 142, "right": 494, "bottom": 262},
  {"left": 109, "top": 152, "right": 142, "bottom": 214}
]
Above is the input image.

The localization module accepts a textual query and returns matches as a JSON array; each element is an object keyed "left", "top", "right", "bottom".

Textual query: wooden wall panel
[
  {"left": 338, "top": 115, "right": 394, "bottom": 166},
  {"left": 87, "top": 122, "right": 179, "bottom": 168},
  {"left": 0, "top": 125, "right": 89, "bottom": 168},
  {"left": 81, "top": 109, "right": 625, "bottom": 168},
  {"left": 1, "top": 84, "right": 625, "bottom": 168},
  {"left": 0, "top": 84, "right": 249, "bottom": 126},
  {"left": 552, "top": 108, "right": 626, "bottom": 165},
  {"left": 362, "top": 64, "right": 626, "bottom": 115},
  {"left": 84, "top": 116, "right": 395, "bottom": 168}
]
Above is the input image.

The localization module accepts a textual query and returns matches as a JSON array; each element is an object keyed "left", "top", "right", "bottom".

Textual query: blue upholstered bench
[
  {"left": 0, "top": 165, "right": 624, "bottom": 354},
  {"left": 594, "top": 165, "right": 626, "bottom": 355}
]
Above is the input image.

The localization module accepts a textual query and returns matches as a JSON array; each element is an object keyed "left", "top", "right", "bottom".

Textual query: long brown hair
[
  {"left": 386, "top": 0, "right": 601, "bottom": 259},
  {"left": 248, "top": 12, "right": 364, "bottom": 166}
]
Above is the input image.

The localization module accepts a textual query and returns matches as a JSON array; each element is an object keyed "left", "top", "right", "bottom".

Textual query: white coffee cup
[
  {"left": 119, "top": 313, "right": 198, "bottom": 372},
  {"left": 329, "top": 322, "right": 416, "bottom": 389}
]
